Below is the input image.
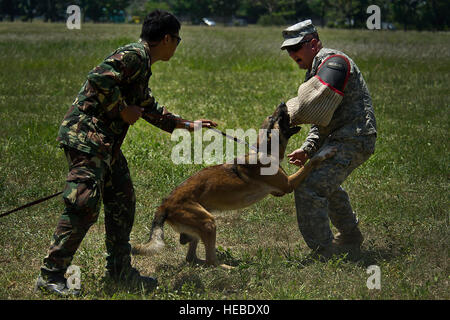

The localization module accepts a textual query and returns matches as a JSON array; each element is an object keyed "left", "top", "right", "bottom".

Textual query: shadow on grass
[
  {"left": 281, "top": 245, "right": 404, "bottom": 268},
  {"left": 355, "top": 247, "right": 402, "bottom": 267}
]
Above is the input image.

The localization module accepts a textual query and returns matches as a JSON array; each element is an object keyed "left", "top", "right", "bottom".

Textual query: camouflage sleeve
[
  {"left": 86, "top": 51, "right": 143, "bottom": 119},
  {"left": 141, "top": 101, "right": 191, "bottom": 134},
  {"left": 139, "top": 82, "right": 192, "bottom": 133},
  {"left": 300, "top": 125, "right": 326, "bottom": 157}
]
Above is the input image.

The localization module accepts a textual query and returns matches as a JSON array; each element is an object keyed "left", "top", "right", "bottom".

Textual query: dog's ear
[
  {"left": 278, "top": 102, "right": 288, "bottom": 114},
  {"left": 271, "top": 102, "right": 287, "bottom": 119}
]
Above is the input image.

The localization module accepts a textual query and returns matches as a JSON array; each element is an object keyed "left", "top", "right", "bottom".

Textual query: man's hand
[
  {"left": 197, "top": 119, "right": 217, "bottom": 128},
  {"left": 120, "top": 105, "right": 145, "bottom": 125},
  {"left": 186, "top": 119, "right": 218, "bottom": 131},
  {"left": 287, "top": 148, "right": 309, "bottom": 167}
]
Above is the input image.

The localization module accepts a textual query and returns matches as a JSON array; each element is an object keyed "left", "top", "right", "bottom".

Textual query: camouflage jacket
[
  {"left": 300, "top": 48, "right": 377, "bottom": 156},
  {"left": 57, "top": 41, "right": 184, "bottom": 159}
]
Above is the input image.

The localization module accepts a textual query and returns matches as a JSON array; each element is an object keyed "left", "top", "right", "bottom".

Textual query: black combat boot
[
  {"left": 35, "top": 271, "right": 80, "bottom": 297},
  {"left": 104, "top": 255, "right": 158, "bottom": 292}
]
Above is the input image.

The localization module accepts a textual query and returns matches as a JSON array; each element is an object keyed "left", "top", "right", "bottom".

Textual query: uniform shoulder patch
[{"left": 316, "top": 55, "right": 350, "bottom": 93}]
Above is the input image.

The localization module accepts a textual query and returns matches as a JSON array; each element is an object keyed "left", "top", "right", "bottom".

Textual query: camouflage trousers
[
  {"left": 41, "top": 146, "right": 136, "bottom": 276},
  {"left": 294, "top": 134, "right": 376, "bottom": 250}
]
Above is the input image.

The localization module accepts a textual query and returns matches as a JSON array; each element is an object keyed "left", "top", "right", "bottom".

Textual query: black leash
[
  {"left": 0, "top": 191, "right": 62, "bottom": 218},
  {"left": 209, "top": 127, "right": 258, "bottom": 152},
  {"left": 0, "top": 127, "right": 255, "bottom": 219}
]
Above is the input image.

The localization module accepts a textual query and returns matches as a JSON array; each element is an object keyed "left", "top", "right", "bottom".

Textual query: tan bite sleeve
[{"left": 286, "top": 76, "right": 343, "bottom": 127}]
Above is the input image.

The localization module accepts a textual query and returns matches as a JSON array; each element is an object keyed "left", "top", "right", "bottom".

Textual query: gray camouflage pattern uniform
[{"left": 294, "top": 48, "right": 377, "bottom": 250}]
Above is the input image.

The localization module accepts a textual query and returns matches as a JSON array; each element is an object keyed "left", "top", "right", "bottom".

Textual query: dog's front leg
[
  {"left": 286, "top": 165, "right": 314, "bottom": 191},
  {"left": 265, "top": 168, "right": 307, "bottom": 195},
  {"left": 270, "top": 164, "right": 317, "bottom": 195},
  {"left": 286, "top": 146, "right": 338, "bottom": 191}
]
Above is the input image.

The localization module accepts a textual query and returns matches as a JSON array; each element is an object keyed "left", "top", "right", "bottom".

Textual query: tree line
[{"left": 1, "top": 0, "right": 449, "bottom": 31}]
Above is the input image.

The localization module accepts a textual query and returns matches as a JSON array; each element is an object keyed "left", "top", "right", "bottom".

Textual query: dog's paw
[{"left": 312, "top": 146, "right": 338, "bottom": 163}]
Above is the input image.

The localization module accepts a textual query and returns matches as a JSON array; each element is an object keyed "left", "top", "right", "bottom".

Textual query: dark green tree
[
  {"left": 419, "top": 0, "right": 450, "bottom": 30},
  {"left": 172, "top": 0, "right": 212, "bottom": 24},
  {"left": 209, "top": 0, "right": 239, "bottom": 22},
  {"left": 1, "top": 0, "right": 19, "bottom": 21},
  {"left": 391, "top": 0, "right": 422, "bottom": 31},
  {"left": 308, "top": 0, "right": 330, "bottom": 27}
]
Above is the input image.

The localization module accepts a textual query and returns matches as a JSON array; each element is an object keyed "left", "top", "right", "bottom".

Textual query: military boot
[
  {"left": 35, "top": 271, "right": 80, "bottom": 297},
  {"left": 314, "top": 242, "right": 346, "bottom": 260},
  {"left": 315, "top": 228, "right": 364, "bottom": 260},
  {"left": 104, "top": 264, "right": 158, "bottom": 292}
]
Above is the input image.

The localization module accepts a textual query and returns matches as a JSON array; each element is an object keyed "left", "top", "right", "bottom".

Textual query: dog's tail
[{"left": 131, "top": 205, "right": 168, "bottom": 256}]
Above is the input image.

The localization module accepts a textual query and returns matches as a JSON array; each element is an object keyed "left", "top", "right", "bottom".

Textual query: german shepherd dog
[{"left": 132, "top": 103, "right": 336, "bottom": 268}]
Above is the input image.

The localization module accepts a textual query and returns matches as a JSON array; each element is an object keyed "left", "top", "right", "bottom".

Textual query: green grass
[{"left": 0, "top": 22, "right": 448, "bottom": 300}]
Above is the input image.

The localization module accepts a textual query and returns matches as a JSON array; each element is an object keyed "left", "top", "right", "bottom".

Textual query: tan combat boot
[
  {"left": 333, "top": 227, "right": 364, "bottom": 249},
  {"left": 315, "top": 227, "right": 364, "bottom": 260}
]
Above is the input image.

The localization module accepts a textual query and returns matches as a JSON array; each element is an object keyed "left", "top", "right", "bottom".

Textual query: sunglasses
[
  {"left": 171, "top": 34, "right": 182, "bottom": 45},
  {"left": 286, "top": 38, "right": 313, "bottom": 53}
]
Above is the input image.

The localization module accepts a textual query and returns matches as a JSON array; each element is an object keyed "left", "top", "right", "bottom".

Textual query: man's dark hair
[{"left": 140, "top": 10, "right": 181, "bottom": 42}]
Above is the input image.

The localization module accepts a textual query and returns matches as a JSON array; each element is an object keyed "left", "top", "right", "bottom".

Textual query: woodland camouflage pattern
[
  {"left": 41, "top": 41, "right": 185, "bottom": 277},
  {"left": 42, "top": 148, "right": 136, "bottom": 274},
  {"left": 57, "top": 40, "right": 184, "bottom": 161},
  {"left": 294, "top": 48, "right": 377, "bottom": 250}
]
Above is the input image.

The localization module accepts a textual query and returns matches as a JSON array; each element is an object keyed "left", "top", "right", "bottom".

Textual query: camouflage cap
[{"left": 281, "top": 19, "right": 317, "bottom": 50}]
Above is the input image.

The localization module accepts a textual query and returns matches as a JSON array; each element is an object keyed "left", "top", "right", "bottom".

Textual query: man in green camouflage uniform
[
  {"left": 281, "top": 20, "right": 377, "bottom": 257},
  {"left": 36, "top": 10, "right": 216, "bottom": 296}
]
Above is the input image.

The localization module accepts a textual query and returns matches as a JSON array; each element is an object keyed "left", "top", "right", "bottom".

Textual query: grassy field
[{"left": 0, "top": 22, "right": 448, "bottom": 301}]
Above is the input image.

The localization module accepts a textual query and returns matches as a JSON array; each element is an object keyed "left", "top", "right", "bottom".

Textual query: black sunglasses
[
  {"left": 286, "top": 38, "right": 313, "bottom": 53},
  {"left": 171, "top": 34, "right": 182, "bottom": 45}
]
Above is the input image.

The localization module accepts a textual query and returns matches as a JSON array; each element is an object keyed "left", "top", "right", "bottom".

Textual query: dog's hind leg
[
  {"left": 180, "top": 233, "right": 194, "bottom": 244},
  {"left": 201, "top": 220, "right": 218, "bottom": 267},
  {"left": 171, "top": 202, "right": 232, "bottom": 269},
  {"left": 186, "top": 239, "right": 201, "bottom": 264},
  {"left": 185, "top": 203, "right": 232, "bottom": 269},
  {"left": 201, "top": 221, "right": 233, "bottom": 270},
  {"left": 131, "top": 206, "right": 167, "bottom": 256}
]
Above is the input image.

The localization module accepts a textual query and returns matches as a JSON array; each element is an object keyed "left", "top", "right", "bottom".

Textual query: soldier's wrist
[{"left": 300, "top": 146, "right": 313, "bottom": 158}]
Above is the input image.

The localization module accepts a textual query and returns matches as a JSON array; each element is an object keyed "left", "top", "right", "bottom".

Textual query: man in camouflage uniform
[
  {"left": 280, "top": 20, "right": 377, "bottom": 258},
  {"left": 36, "top": 10, "right": 216, "bottom": 296}
]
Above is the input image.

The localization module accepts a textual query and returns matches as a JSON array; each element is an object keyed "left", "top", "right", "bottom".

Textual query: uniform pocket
[
  {"left": 63, "top": 179, "right": 96, "bottom": 208},
  {"left": 63, "top": 161, "right": 104, "bottom": 211}
]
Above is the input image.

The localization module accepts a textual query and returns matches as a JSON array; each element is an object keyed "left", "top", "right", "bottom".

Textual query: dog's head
[{"left": 258, "top": 102, "right": 301, "bottom": 157}]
